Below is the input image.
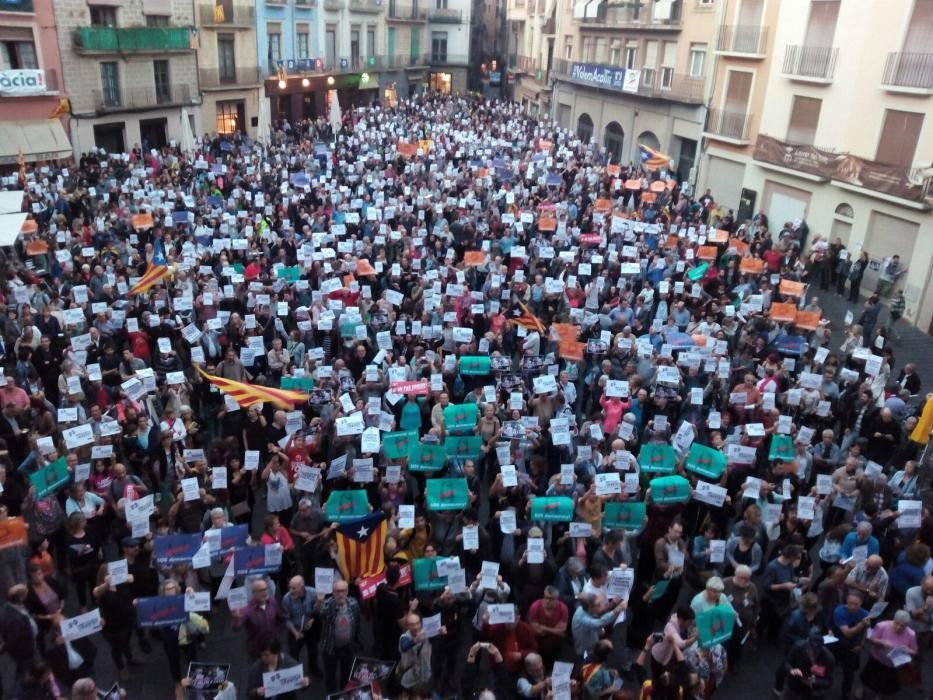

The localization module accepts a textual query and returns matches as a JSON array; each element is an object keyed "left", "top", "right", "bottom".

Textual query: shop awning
[
  {"left": 0, "top": 212, "right": 27, "bottom": 247},
  {"left": 0, "top": 120, "right": 72, "bottom": 165}
]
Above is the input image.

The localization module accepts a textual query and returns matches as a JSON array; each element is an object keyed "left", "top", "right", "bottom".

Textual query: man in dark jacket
[
  {"left": 784, "top": 631, "right": 835, "bottom": 699},
  {"left": 0, "top": 584, "right": 39, "bottom": 678}
]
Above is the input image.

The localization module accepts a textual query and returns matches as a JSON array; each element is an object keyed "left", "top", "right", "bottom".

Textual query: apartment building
[
  {"left": 701, "top": 0, "right": 933, "bottom": 330},
  {"left": 506, "top": 0, "right": 556, "bottom": 116},
  {"left": 0, "top": 0, "right": 72, "bottom": 167},
  {"left": 513, "top": 0, "right": 715, "bottom": 182},
  {"left": 52, "top": 0, "right": 201, "bottom": 156},
  {"left": 471, "top": 0, "right": 507, "bottom": 93},
  {"left": 196, "top": 0, "right": 263, "bottom": 139}
]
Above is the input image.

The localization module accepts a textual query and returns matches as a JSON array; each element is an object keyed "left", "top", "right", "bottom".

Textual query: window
[
  {"left": 609, "top": 42, "right": 621, "bottom": 66},
  {"left": 367, "top": 28, "right": 376, "bottom": 56},
  {"left": 689, "top": 43, "right": 706, "bottom": 77},
  {"left": 625, "top": 43, "right": 637, "bottom": 69},
  {"left": 431, "top": 31, "right": 448, "bottom": 61},
  {"left": 803, "top": 0, "right": 840, "bottom": 46},
  {"left": 564, "top": 36, "right": 573, "bottom": 60},
  {"left": 89, "top": 5, "right": 117, "bottom": 27},
  {"left": 216, "top": 100, "right": 244, "bottom": 135},
  {"left": 267, "top": 27, "right": 282, "bottom": 62},
  {"left": 0, "top": 40, "right": 38, "bottom": 69},
  {"left": 875, "top": 109, "right": 924, "bottom": 166},
  {"left": 100, "top": 61, "right": 120, "bottom": 106},
  {"left": 723, "top": 69, "right": 752, "bottom": 114},
  {"left": 153, "top": 59, "right": 171, "bottom": 103},
  {"left": 786, "top": 95, "right": 822, "bottom": 145},
  {"left": 436, "top": 0, "right": 448, "bottom": 7},
  {"left": 326, "top": 26, "right": 337, "bottom": 66},
  {"left": 218, "top": 35, "right": 236, "bottom": 83},
  {"left": 351, "top": 28, "right": 360, "bottom": 64},
  {"left": 145, "top": 15, "right": 169, "bottom": 27},
  {"left": 296, "top": 30, "right": 309, "bottom": 59},
  {"left": 644, "top": 40, "right": 658, "bottom": 68},
  {"left": 594, "top": 38, "right": 606, "bottom": 63},
  {"left": 577, "top": 113, "right": 594, "bottom": 142},
  {"left": 660, "top": 66, "right": 673, "bottom": 88}
]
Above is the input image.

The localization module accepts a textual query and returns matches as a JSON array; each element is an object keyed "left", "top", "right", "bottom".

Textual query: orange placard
[
  {"left": 538, "top": 210, "right": 557, "bottom": 231},
  {"left": 794, "top": 310, "right": 822, "bottom": 331},
  {"left": 538, "top": 139, "right": 553, "bottom": 152},
  {"left": 355, "top": 259, "right": 376, "bottom": 276},
  {"left": 0, "top": 516, "right": 27, "bottom": 549},
  {"left": 640, "top": 192, "right": 657, "bottom": 204},
  {"left": 691, "top": 335, "right": 709, "bottom": 347},
  {"left": 477, "top": 168, "right": 489, "bottom": 178},
  {"left": 666, "top": 179, "right": 676, "bottom": 190},
  {"left": 664, "top": 235, "right": 680, "bottom": 249},
  {"left": 342, "top": 273, "right": 355, "bottom": 288},
  {"left": 606, "top": 164, "right": 620, "bottom": 176},
  {"left": 25, "top": 240, "right": 48, "bottom": 255},
  {"left": 21, "top": 219, "right": 37, "bottom": 234},
  {"left": 779, "top": 279, "right": 806, "bottom": 297},
  {"left": 594, "top": 198, "right": 612, "bottom": 213},
  {"left": 769, "top": 302, "right": 798, "bottom": 323},
  {"left": 739, "top": 257, "right": 765, "bottom": 275},
  {"left": 649, "top": 180, "right": 666, "bottom": 193},
  {"left": 559, "top": 339, "right": 585, "bottom": 362},
  {"left": 463, "top": 251, "right": 486, "bottom": 267},
  {"left": 552, "top": 323, "right": 579, "bottom": 344},
  {"left": 132, "top": 213, "right": 154, "bottom": 230},
  {"left": 697, "top": 246, "right": 719, "bottom": 261},
  {"left": 624, "top": 179, "right": 642, "bottom": 190},
  {"left": 418, "top": 139, "right": 433, "bottom": 153},
  {"left": 728, "top": 239, "right": 750, "bottom": 256},
  {"left": 708, "top": 229, "right": 729, "bottom": 244},
  {"left": 397, "top": 142, "right": 418, "bottom": 158}
]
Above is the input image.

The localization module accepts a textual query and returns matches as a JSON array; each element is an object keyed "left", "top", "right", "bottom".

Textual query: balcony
[
  {"left": 781, "top": 44, "right": 838, "bottom": 83},
  {"left": 703, "top": 108, "right": 753, "bottom": 144},
  {"left": 73, "top": 26, "right": 194, "bottom": 54},
  {"left": 881, "top": 52, "right": 933, "bottom": 94},
  {"left": 551, "top": 59, "right": 703, "bottom": 104},
  {"left": 349, "top": 0, "right": 385, "bottom": 12},
  {"left": 577, "top": 1, "right": 681, "bottom": 30},
  {"left": 387, "top": 1, "right": 428, "bottom": 20},
  {"left": 754, "top": 134, "right": 932, "bottom": 207},
  {"left": 323, "top": 0, "right": 344, "bottom": 9},
  {"left": 515, "top": 55, "right": 550, "bottom": 83},
  {"left": 429, "top": 7, "right": 463, "bottom": 22},
  {"left": 199, "top": 66, "right": 262, "bottom": 88},
  {"left": 0, "top": 68, "right": 60, "bottom": 96},
  {"left": 716, "top": 24, "right": 768, "bottom": 57},
  {"left": 197, "top": 3, "right": 256, "bottom": 26},
  {"left": 426, "top": 53, "right": 470, "bottom": 66},
  {"left": 91, "top": 84, "right": 194, "bottom": 112},
  {"left": 267, "top": 54, "right": 428, "bottom": 78}
]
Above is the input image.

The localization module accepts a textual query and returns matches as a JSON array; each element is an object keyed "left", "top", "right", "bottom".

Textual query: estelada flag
[
  {"left": 128, "top": 248, "right": 170, "bottom": 296},
  {"left": 510, "top": 301, "right": 546, "bottom": 335},
  {"left": 335, "top": 511, "right": 388, "bottom": 581},
  {"left": 195, "top": 365, "right": 309, "bottom": 410},
  {"left": 639, "top": 144, "right": 673, "bottom": 171}
]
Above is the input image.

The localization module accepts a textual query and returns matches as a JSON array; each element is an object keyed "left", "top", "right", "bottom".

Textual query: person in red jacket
[{"left": 481, "top": 611, "right": 537, "bottom": 675}]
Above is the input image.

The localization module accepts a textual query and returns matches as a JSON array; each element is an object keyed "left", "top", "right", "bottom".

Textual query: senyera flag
[
  {"left": 335, "top": 511, "right": 388, "bottom": 581},
  {"left": 639, "top": 143, "right": 673, "bottom": 171},
  {"left": 195, "top": 365, "right": 309, "bottom": 410}
]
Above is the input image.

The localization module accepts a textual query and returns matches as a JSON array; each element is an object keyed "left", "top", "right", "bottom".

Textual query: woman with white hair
[{"left": 861, "top": 609, "right": 918, "bottom": 698}]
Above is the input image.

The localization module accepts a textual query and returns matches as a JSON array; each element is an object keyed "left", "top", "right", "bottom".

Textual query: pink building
[{"left": 0, "top": 0, "right": 72, "bottom": 167}]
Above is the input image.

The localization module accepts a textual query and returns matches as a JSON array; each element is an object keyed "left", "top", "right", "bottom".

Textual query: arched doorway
[
  {"left": 576, "top": 113, "right": 594, "bottom": 143},
  {"left": 636, "top": 130, "right": 660, "bottom": 151},
  {"left": 604, "top": 121, "right": 624, "bottom": 163}
]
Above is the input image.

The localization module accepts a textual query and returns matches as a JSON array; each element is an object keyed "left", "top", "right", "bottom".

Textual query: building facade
[
  {"left": 700, "top": 0, "right": 933, "bottom": 330},
  {"left": 0, "top": 0, "right": 72, "bottom": 166},
  {"left": 52, "top": 0, "right": 201, "bottom": 156},
  {"left": 506, "top": 0, "right": 556, "bottom": 116},
  {"left": 196, "top": 0, "right": 263, "bottom": 139}
]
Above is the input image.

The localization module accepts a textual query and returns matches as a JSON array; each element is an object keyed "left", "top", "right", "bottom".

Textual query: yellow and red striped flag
[
  {"left": 639, "top": 143, "right": 673, "bottom": 171},
  {"left": 128, "top": 260, "right": 170, "bottom": 296},
  {"left": 195, "top": 366, "right": 309, "bottom": 410},
  {"left": 510, "top": 301, "right": 547, "bottom": 335},
  {"left": 335, "top": 511, "right": 388, "bottom": 581}
]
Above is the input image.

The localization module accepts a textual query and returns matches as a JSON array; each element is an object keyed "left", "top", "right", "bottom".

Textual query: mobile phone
[{"left": 652, "top": 632, "right": 664, "bottom": 644}]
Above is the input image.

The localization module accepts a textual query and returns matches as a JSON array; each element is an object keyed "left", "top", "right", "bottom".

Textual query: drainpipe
[{"left": 695, "top": 0, "right": 728, "bottom": 192}]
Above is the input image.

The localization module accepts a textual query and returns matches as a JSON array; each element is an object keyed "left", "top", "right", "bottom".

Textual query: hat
[
  {"left": 528, "top": 526, "right": 544, "bottom": 538},
  {"left": 121, "top": 536, "right": 140, "bottom": 548}
]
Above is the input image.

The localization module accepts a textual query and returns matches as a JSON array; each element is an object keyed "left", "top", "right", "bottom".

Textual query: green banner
[
  {"left": 443, "top": 403, "right": 478, "bottom": 435},
  {"left": 769, "top": 434, "right": 795, "bottom": 462},
  {"left": 650, "top": 577, "right": 671, "bottom": 601},
  {"left": 276, "top": 265, "right": 302, "bottom": 282},
  {"left": 686, "top": 262, "right": 709, "bottom": 281},
  {"left": 340, "top": 321, "right": 363, "bottom": 338},
  {"left": 384, "top": 430, "right": 418, "bottom": 459},
  {"left": 603, "top": 501, "right": 646, "bottom": 532},
  {"left": 640, "top": 444, "right": 676, "bottom": 474},
  {"left": 529, "top": 496, "right": 574, "bottom": 523},
  {"left": 413, "top": 557, "right": 449, "bottom": 591},
  {"left": 443, "top": 435, "right": 484, "bottom": 461},
  {"left": 685, "top": 443, "right": 727, "bottom": 479},
  {"left": 649, "top": 475, "right": 692, "bottom": 504},
  {"left": 323, "top": 490, "right": 370, "bottom": 522},
  {"left": 696, "top": 605, "right": 737, "bottom": 649},
  {"left": 425, "top": 478, "right": 469, "bottom": 510},
  {"left": 459, "top": 356, "right": 491, "bottom": 376},
  {"left": 30, "top": 457, "right": 70, "bottom": 500},
  {"left": 281, "top": 376, "right": 315, "bottom": 391},
  {"left": 408, "top": 443, "right": 447, "bottom": 472}
]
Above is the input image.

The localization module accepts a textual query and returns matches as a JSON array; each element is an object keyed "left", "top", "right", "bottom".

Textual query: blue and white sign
[{"left": 568, "top": 63, "right": 640, "bottom": 94}]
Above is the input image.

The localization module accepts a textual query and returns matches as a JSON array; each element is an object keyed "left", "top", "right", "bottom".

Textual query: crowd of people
[{"left": 0, "top": 93, "right": 930, "bottom": 700}]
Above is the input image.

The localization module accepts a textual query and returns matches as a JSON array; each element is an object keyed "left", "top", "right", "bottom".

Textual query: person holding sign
[
  {"left": 246, "top": 638, "right": 308, "bottom": 700},
  {"left": 155, "top": 578, "right": 209, "bottom": 695}
]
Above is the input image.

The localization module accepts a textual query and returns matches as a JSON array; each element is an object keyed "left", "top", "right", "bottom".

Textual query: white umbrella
[
  {"left": 258, "top": 96, "right": 271, "bottom": 144},
  {"left": 328, "top": 89, "right": 342, "bottom": 138},
  {"left": 179, "top": 108, "right": 195, "bottom": 156}
]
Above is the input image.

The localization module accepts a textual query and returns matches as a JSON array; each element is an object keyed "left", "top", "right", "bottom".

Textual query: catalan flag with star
[
  {"left": 195, "top": 365, "right": 310, "bottom": 410},
  {"left": 510, "top": 301, "right": 546, "bottom": 335},
  {"left": 639, "top": 143, "right": 673, "bottom": 171},
  {"left": 128, "top": 247, "right": 170, "bottom": 296},
  {"left": 335, "top": 511, "right": 388, "bottom": 581}
]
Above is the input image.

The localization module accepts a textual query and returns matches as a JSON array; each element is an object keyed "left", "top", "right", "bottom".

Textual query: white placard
[
  {"left": 184, "top": 591, "right": 211, "bottom": 612},
  {"left": 107, "top": 559, "right": 129, "bottom": 586},
  {"left": 181, "top": 477, "right": 200, "bottom": 502},
  {"left": 487, "top": 603, "right": 516, "bottom": 625},
  {"left": 61, "top": 609, "right": 102, "bottom": 642},
  {"left": 262, "top": 664, "right": 305, "bottom": 698},
  {"left": 314, "top": 568, "right": 335, "bottom": 594}
]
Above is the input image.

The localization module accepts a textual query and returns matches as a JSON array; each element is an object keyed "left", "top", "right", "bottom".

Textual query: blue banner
[
  {"left": 153, "top": 533, "right": 202, "bottom": 566},
  {"left": 217, "top": 524, "right": 249, "bottom": 558},
  {"left": 136, "top": 595, "right": 187, "bottom": 628},
  {"left": 568, "top": 63, "right": 628, "bottom": 90},
  {"left": 234, "top": 544, "right": 280, "bottom": 576}
]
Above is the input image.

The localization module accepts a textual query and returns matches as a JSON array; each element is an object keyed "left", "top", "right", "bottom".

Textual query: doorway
[
  {"left": 139, "top": 117, "right": 167, "bottom": 151},
  {"left": 92, "top": 122, "right": 125, "bottom": 153}
]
